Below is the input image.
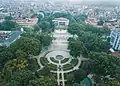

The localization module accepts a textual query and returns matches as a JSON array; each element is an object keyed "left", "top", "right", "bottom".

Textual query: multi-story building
[
  {"left": 52, "top": 17, "right": 69, "bottom": 29},
  {"left": 16, "top": 18, "right": 38, "bottom": 28},
  {"left": 110, "top": 28, "right": 120, "bottom": 50},
  {"left": 0, "top": 30, "right": 23, "bottom": 46}
]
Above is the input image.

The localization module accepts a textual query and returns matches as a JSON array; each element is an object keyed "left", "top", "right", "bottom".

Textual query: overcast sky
[
  {"left": 3, "top": 0, "right": 120, "bottom": 5},
  {"left": 53, "top": 0, "right": 120, "bottom": 5},
  {"left": 35, "top": 0, "right": 120, "bottom": 4}
]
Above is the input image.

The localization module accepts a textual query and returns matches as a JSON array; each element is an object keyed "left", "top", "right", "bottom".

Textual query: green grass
[
  {"left": 40, "top": 57, "right": 57, "bottom": 71},
  {"left": 70, "top": 59, "right": 79, "bottom": 66},
  {"left": 40, "top": 57, "right": 49, "bottom": 66},
  {"left": 61, "top": 58, "right": 69, "bottom": 63},
  {"left": 50, "top": 57, "right": 59, "bottom": 63},
  {"left": 63, "top": 64, "right": 73, "bottom": 71},
  {"left": 48, "top": 63, "right": 57, "bottom": 71}
]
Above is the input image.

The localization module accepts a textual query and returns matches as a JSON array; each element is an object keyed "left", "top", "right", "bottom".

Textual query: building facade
[
  {"left": 110, "top": 28, "right": 120, "bottom": 50},
  {"left": 0, "top": 30, "right": 22, "bottom": 46},
  {"left": 52, "top": 18, "right": 69, "bottom": 29},
  {"left": 16, "top": 18, "right": 38, "bottom": 28}
]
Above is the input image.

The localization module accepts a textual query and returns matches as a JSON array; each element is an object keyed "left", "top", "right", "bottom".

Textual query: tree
[
  {"left": 88, "top": 52, "right": 120, "bottom": 76},
  {"left": 9, "top": 37, "right": 41, "bottom": 56},
  {"left": 0, "top": 50, "right": 13, "bottom": 71},
  {"left": 0, "top": 23, "right": 4, "bottom": 30},
  {"left": 77, "top": 31, "right": 110, "bottom": 52},
  {"left": 2, "top": 57, "right": 28, "bottom": 81},
  {"left": 68, "top": 23, "right": 82, "bottom": 35},
  {"left": 68, "top": 40, "right": 86, "bottom": 58},
  {"left": 37, "top": 14, "right": 44, "bottom": 22},
  {"left": 2, "top": 20, "right": 17, "bottom": 30},
  {"left": 40, "top": 35, "right": 52, "bottom": 46},
  {"left": 38, "top": 21, "right": 50, "bottom": 32},
  {"left": 33, "top": 24, "right": 41, "bottom": 32},
  {"left": 3, "top": 69, "right": 35, "bottom": 86},
  {"left": 74, "top": 69, "right": 88, "bottom": 83},
  {"left": 15, "top": 50, "right": 27, "bottom": 58},
  {"left": 80, "top": 60, "right": 94, "bottom": 74},
  {"left": 66, "top": 74, "right": 74, "bottom": 86},
  {"left": 31, "top": 13, "right": 37, "bottom": 18},
  {"left": 27, "top": 59, "right": 39, "bottom": 72},
  {"left": 52, "top": 12, "right": 69, "bottom": 18},
  {"left": 36, "top": 65, "right": 50, "bottom": 77},
  {"left": 5, "top": 16, "right": 13, "bottom": 21},
  {"left": 28, "top": 76, "right": 57, "bottom": 86}
]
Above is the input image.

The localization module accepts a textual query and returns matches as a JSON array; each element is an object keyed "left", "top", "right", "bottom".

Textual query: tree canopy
[
  {"left": 9, "top": 37, "right": 41, "bottom": 56},
  {"left": 0, "top": 20, "right": 17, "bottom": 30}
]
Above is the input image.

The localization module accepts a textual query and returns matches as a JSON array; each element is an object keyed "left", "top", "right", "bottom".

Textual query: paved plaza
[{"left": 31, "top": 29, "right": 83, "bottom": 86}]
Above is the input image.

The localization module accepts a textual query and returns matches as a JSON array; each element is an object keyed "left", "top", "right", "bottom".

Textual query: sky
[
  {"left": 62, "top": 0, "right": 120, "bottom": 5},
  {"left": 2, "top": 0, "right": 120, "bottom": 5},
  {"left": 40, "top": 0, "right": 120, "bottom": 4}
]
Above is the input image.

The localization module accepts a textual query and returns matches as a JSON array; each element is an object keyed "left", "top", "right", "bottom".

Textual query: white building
[
  {"left": 110, "top": 28, "right": 120, "bottom": 50},
  {"left": 52, "top": 18, "right": 69, "bottom": 29}
]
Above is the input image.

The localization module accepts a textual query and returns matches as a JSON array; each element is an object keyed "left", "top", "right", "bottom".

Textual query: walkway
[
  {"left": 31, "top": 29, "right": 82, "bottom": 86},
  {"left": 51, "top": 57, "right": 82, "bottom": 73}
]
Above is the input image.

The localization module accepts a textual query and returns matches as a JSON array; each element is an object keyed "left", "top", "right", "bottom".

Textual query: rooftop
[
  {"left": 0, "top": 31, "right": 22, "bottom": 46},
  {"left": 54, "top": 17, "right": 69, "bottom": 21},
  {"left": 16, "top": 18, "right": 38, "bottom": 23},
  {"left": 112, "top": 52, "right": 120, "bottom": 57},
  {"left": 111, "top": 28, "right": 120, "bottom": 34}
]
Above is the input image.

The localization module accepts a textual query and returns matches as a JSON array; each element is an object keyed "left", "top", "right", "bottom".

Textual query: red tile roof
[
  {"left": 112, "top": 52, "right": 120, "bottom": 57},
  {"left": 16, "top": 18, "right": 38, "bottom": 23}
]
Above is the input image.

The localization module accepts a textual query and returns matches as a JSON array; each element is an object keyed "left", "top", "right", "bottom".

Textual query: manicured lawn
[
  {"left": 63, "top": 64, "right": 73, "bottom": 71},
  {"left": 40, "top": 57, "right": 57, "bottom": 71},
  {"left": 61, "top": 58, "right": 69, "bottom": 63},
  {"left": 70, "top": 59, "right": 79, "bottom": 66},
  {"left": 50, "top": 57, "right": 59, "bottom": 63},
  {"left": 40, "top": 57, "right": 49, "bottom": 66},
  {"left": 48, "top": 63, "right": 57, "bottom": 71}
]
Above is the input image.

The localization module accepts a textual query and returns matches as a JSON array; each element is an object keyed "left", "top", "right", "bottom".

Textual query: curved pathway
[
  {"left": 31, "top": 29, "right": 83, "bottom": 86},
  {"left": 50, "top": 57, "right": 82, "bottom": 73}
]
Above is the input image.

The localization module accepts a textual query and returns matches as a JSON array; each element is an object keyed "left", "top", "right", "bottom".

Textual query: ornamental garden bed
[
  {"left": 63, "top": 63, "right": 73, "bottom": 71},
  {"left": 50, "top": 57, "right": 59, "bottom": 63},
  {"left": 61, "top": 58, "right": 69, "bottom": 63},
  {"left": 40, "top": 57, "right": 49, "bottom": 66},
  {"left": 70, "top": 59, "right": 79, "bottom": 66},
  {"left": 48, "top": 63, "right": 57, "bottom": 71}
]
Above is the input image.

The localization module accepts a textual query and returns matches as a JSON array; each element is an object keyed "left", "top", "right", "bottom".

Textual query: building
[
  {"left": 0, "top": 30, "right": 22, "bottom": 46},
  {"left": 0, "top": 19, "right": 4, "bottom": 23},
  {"left": 16, "top": 18, "right": 38, "bottom": 28},
  {"left": 103, "top": 19, "right": 120, "bottom": 29},
  {"left": 85, "top": 17, "right": 98, "bottom": 26},
  {"left": 110, "top": 28, "right": 120, "bottom": 50},
  {"left": 0, "top": 12, "right": 10, "bottom": 18},
  {"left": 52, "top": 17, "right": 69, "bottom": 29}
]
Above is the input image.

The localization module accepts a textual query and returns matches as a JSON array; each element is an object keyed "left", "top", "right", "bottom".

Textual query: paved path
[
  {"left": 51, "top": 30, "right": 72, "bottom": 86},
  {"left": 51, "top": 57, "right": 82, "bottom": 73},
  {"left": 31, "top": 29, "right": 83, "bottom": 86},
  {"left": 61, "top": 57, "right": 72, "bottom": 66},
  {"left": 61, "top": 64, "right": 65, "bottom": 86},
  {"left": 57, "top": 61, "right": 61, "bottom": 85}
]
